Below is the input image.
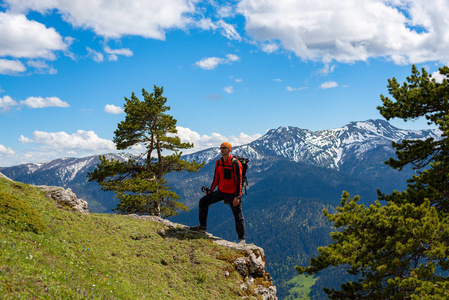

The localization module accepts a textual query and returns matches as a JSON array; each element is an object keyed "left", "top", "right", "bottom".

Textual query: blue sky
[{"left": 1, "top": 0, "right": 448, "bottom": 167}]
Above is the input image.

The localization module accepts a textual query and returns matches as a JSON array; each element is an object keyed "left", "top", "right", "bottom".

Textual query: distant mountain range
[{"left": 0, "top": 119, "right": 441, "bottom": 299}]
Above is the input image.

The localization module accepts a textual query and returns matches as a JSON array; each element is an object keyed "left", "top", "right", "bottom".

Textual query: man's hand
[{"left": 232, "top": 197, "right": 240, "bottom": 206}]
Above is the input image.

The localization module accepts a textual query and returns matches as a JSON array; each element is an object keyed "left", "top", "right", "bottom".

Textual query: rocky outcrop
[
  {"left": 35, "top": 185, "right": 89, "bottom": 214},
  {"left": 127, "top": 214, "right": 277, "bottom": 300}
]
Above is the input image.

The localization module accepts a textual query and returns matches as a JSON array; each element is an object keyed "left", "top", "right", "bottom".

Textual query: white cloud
[
  {"left": 20, "top": 97, "right": 69, "bottom": 108},
  {"left": 224, "top": 86, "right": 234, "bottom": 94},
  {"left": 273, "top": 78, "right": 282, "bottom": 82},
  {"left": 320, "top": 81, "right": 338, "bottom": 89},
  {"left": 261, "top": 43, "right": 279, "bottom": 53},
  {"left": 26, "top": 60, "right": 57, "bottom": 74},
  {"left": 5, "top": 0, "right": 195, "bottom": 40},
  {"left": 0, "top": 144, "right": 15, "bottom": 155},
  {"left": 431, "top": 70, "right": 447, "bottom": 83},
  {"left": 216, "top": 20, "right": 241, "bottom": 41},
  {"left": 104, "top": 46, "right": 133, "bottom": 61},
  {"left": 196, "top": 18, "right": 241, "bottom": 40},
  {"left": 175, "top": 126, "right": 262, "bottom": 154},
  {"left": 0, "top": 96, "right": 19, "bottom": 112},
  {"left": 86, "top": 47, "right": 104, "bottom": 63},
  {"left": 0, "top": 59, "right": 26, "bottom": 74},
  {"left": 21, "top": 130, "right": 116, "bottom": 151},
  {"left": 234, "top": 78, "right": 243, "bottom": 83},
  {"left": 286, "top": 86, "right": 307, "bottom": 92},
  {"left": 217, "top": 5, "right": 235, "bottom": 18},
  {"left": 317, "top": 63, "right": 336, "bottom": 76},
  {"left": 0, "top": 12, "right": 69, "bottom": 60},
  {"left": 237, "top": 0, "right": 449, "bottom": 65},
  {"left": 19, "top": 135, "right": 33, "bottom": 143},
  {"left": 195, "top": 54, "right": 240, "bottom": 70},
  {"left": 104, "top": 104, "right": 124, "bottom": 114},
  {"left": 226, "top": 54, "right": 240, "bottom": 62}
]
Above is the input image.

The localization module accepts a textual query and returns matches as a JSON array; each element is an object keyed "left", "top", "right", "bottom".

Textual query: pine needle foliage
[
  {"left": 87, "top": 86, "right": 204, "bottom": 217},
  {"left": 297, "top": 66, "right": 449, "bottom": 299}
]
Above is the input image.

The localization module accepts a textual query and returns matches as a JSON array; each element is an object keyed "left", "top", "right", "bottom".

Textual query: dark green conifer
[
  {"left": 88, "top": 86, "right": 203, "bottom": 217},
  {"left": 297, "top": 66, "right": 449, "bottom": 299}
]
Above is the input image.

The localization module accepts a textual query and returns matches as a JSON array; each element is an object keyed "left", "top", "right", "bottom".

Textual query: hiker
[{"left": 190, "top": 142, "right": 246, "bottom": 244}]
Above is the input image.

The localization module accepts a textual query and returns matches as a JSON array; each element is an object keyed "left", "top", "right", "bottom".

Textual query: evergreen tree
[
  {"left": 87, "top": 85, "right": 204, "bottom": 217},
  {"left": 297, "top": 66, "right": 449, "bottom": 299}
]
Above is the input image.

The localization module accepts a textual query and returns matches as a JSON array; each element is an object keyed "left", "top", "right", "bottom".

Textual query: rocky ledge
[
  {"left": 127, "top": 214, "right": 278, "bottom": 300},
  {"left": 35, "top": 185, "right": 89, "bottom": 214}
]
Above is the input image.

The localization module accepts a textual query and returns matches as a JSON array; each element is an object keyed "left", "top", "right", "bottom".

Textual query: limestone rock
[{"left": 36, "top": 185, "right": 89, "bottom": 214}]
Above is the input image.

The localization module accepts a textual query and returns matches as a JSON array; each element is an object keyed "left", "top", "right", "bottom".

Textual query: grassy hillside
[{"left": 0, "top": 178, "right": 257, "bottom": 299}]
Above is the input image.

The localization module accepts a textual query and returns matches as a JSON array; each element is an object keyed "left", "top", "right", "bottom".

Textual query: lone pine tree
[
  {"left": 297, "top": 66, "right": 449, "bottom": 299},
  {"left": 88, "top": 85, "right": 203, "bottom": 217}
]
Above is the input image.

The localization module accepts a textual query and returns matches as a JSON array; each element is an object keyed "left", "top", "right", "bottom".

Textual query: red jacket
[{"left": 210, "top": 155, "right": 243, "bottom": 197}]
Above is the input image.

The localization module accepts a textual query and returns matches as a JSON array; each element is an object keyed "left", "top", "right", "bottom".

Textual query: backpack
[{"left": 232, "top": 155, "right": 249, "bottom": 195}]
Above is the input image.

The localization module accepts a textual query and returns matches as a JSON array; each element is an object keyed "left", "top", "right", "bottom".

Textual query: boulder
[{"left": 36, "top": 185, "right": 89, "bottom": 214}]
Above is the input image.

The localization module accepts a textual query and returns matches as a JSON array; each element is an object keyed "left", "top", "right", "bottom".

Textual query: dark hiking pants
[{"left": 198, "top": 190, "right": 245, "bottom": 240}]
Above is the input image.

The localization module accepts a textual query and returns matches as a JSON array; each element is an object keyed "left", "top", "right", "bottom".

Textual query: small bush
[{"left": 0, "top": 190, "right": 46, "bottom": 233}]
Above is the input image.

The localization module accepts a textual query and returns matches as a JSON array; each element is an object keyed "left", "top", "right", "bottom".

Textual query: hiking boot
[
  {"left": 238, "top": 239, "right": 246, "bottom": 245},
  {"left": 189, "top": 225, "right": 206, "bottom": 233}
]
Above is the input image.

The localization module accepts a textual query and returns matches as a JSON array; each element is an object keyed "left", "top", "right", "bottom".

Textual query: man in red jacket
[{"left": 190, "top": 142, "right": 246, "bottom": 244}]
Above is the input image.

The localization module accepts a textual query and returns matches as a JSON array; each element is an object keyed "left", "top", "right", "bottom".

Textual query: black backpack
[{"left": 232, "top": 155, "right": 249, "bottom": 195}]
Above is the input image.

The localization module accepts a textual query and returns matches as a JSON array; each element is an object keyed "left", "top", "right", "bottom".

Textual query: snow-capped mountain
[
  {"left": 185, "top": 119, "right": 441, "bottom": 170},
  {"left": 0, "top": 119, "right": 441, "bottom": 211}
]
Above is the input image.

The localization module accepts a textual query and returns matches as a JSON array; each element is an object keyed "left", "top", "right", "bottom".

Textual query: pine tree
[
  {"left": 296, "top": 66, "right": 449, "bottom": 299},
  {"left": 87, "top": 85, "right": 204, "bottom": 217}
]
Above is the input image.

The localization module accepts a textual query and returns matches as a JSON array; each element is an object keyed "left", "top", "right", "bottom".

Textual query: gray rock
[{"left": 35, "top": 185, "right": 89, "bottom": 214}]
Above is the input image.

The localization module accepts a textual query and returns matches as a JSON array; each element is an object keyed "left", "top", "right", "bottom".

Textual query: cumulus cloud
[
  {"left": 21, "top": 130, "right": 116, "bottom": 151},
  {"left": 20, "top": 97, "right": 70, "bottom": 108},
  {"left": 175, "top": 126, "right": 262, "bottom": 153},
  {"left": 0, "top": 144, "right": 15, "bottom": 155},
  {"left": 0, "top": 96, "right": 19, "bottom": 112},
  {"left": 237, "top": 0, "right": 449, "bottom": 65},
  {"left": 5, "top": 0, "right": 195, "bottom": 40},
  {"left": 320, "top": 81, "right": 338, "bottom": 89},
  {"left": 0, "top": 59, "right": 26, "bottom": 74},
  {"left": 224, "top": 86, "right": 234, "bottom": 94},
  {"left": 104, "top": 104, "right": 124, "bottom": 114},
  {"left": 273, "top": 78, "right": 282, "bottom": 82},
  {"left": 19, "top": 135, "right": 33, "bottom": 143},
  {"left": 196, "top": 54, "right": 240, "bottom": 70},
  {"left": 286, "top": 86, "right": 307, "bottom": 92},
  {"left": 0, "top": 12, "right": 69, "bottom": 60}
]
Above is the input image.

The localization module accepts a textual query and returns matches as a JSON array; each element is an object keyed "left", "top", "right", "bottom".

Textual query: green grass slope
[{"left": 0, "top": 178, "right": 254, "bottom": 299}]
